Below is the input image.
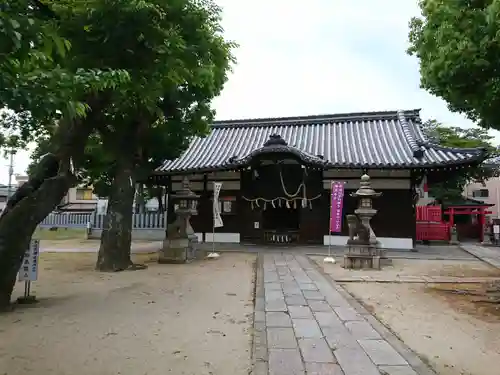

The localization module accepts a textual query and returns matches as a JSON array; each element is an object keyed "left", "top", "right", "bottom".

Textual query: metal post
[{"left": 6, "top": 150, "right": 14, "bottom": 199}]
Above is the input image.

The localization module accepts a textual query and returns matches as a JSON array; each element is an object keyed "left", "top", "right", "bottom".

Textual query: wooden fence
[{"left": 39, "top": 212, "right": 166, "bottom": 230}]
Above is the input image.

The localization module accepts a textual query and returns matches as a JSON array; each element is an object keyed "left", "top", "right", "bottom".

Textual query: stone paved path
[
  {"left": 460, "top": 244, "right": 500, "bottom": 269},
  {"left": 253, "top": 253, "right": 435, "bottom": 375}
]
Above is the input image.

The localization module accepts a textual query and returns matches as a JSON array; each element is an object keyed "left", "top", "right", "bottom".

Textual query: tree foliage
[
  {"left": 421, "top": 119, "right": 499, "bottom": 202},
  {"left": 408, "top": 0, "right": 500, "bottom": 129}
]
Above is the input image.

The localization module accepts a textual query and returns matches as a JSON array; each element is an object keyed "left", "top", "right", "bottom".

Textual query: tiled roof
[{"left": 156, "top": 109, "right": 487, "bottom": 173}]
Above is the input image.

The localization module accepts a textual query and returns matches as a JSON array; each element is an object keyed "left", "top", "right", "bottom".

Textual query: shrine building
[{"left": 150, "top": 109, "right": 487, "bottom": 250}]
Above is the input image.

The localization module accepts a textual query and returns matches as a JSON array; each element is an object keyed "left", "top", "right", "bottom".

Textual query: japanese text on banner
[
  {"left": 213, "top": 182, "right": 224, "bottom": 228},
  {"left": 329, "top": 182, "right": 345, "bottom": 233}
]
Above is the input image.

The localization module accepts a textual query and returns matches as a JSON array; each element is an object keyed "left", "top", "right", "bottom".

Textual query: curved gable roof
[{"left": 156, "top": 109, "right": 487, "bottom": 174}]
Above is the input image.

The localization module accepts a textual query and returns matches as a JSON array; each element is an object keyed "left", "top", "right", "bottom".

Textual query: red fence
[
  {"left": 416, "top": 206, "right": 450, "bottom": 241},
  {"left": 416, "top": 206, "right": 442, "bottom": 222},
  {"left": 416, "top": 222, "right": 450, "bottom": 241}
]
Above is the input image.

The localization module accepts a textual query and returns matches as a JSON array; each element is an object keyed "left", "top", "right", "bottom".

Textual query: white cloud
[{"left": 1, "top": 0, "right": 497, "bottom": 183}]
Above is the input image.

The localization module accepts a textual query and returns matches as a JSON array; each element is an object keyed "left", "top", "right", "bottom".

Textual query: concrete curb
[
  {"left": 251, "top": 253, "right": 268, "bottom": 375},
  {"left": 458, "top": 244, "right": 500, "bottom": 269}
]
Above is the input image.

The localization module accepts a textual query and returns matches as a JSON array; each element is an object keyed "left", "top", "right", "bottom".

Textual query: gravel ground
[{"left": 0, "top": 252, "right": 256, "bottom": 375}]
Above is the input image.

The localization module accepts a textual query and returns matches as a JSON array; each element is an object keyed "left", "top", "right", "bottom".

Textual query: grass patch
[{"left": 34, "top": 228, "right": 87, "bottom": 240}]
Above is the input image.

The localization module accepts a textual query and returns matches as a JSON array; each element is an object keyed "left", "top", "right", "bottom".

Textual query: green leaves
[
  {"left": 409, "top": 1, "right": 500, "bottom": 129},
  {"left": 422, "top": 119, "right": 499, "bottom": 202}
]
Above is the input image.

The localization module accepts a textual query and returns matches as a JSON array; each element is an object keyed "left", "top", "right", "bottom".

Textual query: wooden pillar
[
  {"left": 202, "top": 174, "right": 208, "bottom": 243},
  {"left": 479, "top": 207, "right": 485, "bottom": 242},
  {"left": 449, "top": 207, "right": 455, "bottom": 227}
]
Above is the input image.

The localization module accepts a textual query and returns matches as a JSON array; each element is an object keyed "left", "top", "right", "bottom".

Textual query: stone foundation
[
  {"left": 158, "top": 238, "right": 197, "bottom": 264},
  {"left": 342, "top": 243, "right": 385, "bottom": 270}
]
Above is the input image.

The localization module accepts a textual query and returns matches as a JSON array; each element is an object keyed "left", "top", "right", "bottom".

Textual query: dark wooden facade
[{"left": 165, "top": 166, "right": 416, "bottom": 247}]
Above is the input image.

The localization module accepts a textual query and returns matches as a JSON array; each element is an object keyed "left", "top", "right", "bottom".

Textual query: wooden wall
[{"left": 166, "top": 168, "right": 416, "bottom": 243}]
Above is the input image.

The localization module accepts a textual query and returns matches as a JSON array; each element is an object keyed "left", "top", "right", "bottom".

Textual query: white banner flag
[{"left": 213, "top": 182, "right": 224, "bottom": 228}]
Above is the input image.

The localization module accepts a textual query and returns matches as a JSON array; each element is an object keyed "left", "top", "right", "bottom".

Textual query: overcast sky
[{"left": 1, "top": 0, "right": 498, "bottom": 184}]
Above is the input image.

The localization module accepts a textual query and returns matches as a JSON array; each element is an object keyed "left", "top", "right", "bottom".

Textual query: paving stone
[
  {"left": 267, "top": 327, "right": 298, "bottom": 349},
  {"left": 269, "top": 348, "right": 305, "bottom": 375},
  {"left": 254, "top": 310, "right": 266, "bottom": 323},
  {"left": 298, "top": 283, "right": 319, "bottom": 291},
  {"left": 266, "top": 312, "right": 292, "bottom": 327},
  {"left": 280, "top": 275, "right": 295, "bottom": 282},
  {"left": 253, "top": 325, "right": 268, "bottom": 361},
  {"left": 292, "top": 318, "right": 323, "bottom": 338},
  {"left": 276, "top": 266, "right": 290, "bottom": 275},
  {"left": 345, "top": 321, "right": 382, "bottom": 340},
  {"left": 266, "top": 299, "right": 287, "bottom": 312},
  {"left": 303, "top": 290, "right": 325, "bottom": 300},
  {"left": 298, "top": 338, "right": 335, "bottom": 363},
  {"left": 334, "top": 347, "right": 381, "bottom": 375},
  {"left": 358, "top": 339, "right": 408, "bottom": 366},
  {"left": 322, "top": 327, "right": 360, "bottom": 351},
  {"left": 283, "top": 287, "right": 303, "bottom": 296},
  {"left": 285, "top": 295, "right": 307, "bottom": 306},
  {"left": 314, "top": 311, "right": 344, "bottom": 328},
  {"left": 333, "top": 306, "right": 363, "bottom": 321},
  {"left": 265, "top": 283, "right": 283, "bottom": 291},
  {"left": 266, "top": 290, "right": 285, "bottom": 301},
  {"left": 255, "top": 295, "right": 265, "bottom": 310},
  {"left": 308, "top": 300, "right": 333, "bottom": 312},
  {"left": 378, "top": 365, "right": 418, "bottom": 375},
  {"left": 288, "top": 305, "right": 314, "bottom": 319},
  {"left": 253, "top": 360, "right": 268, "bottom": 375},
  {"left": 305, "top": 362, "right": 344, "bottom": 375},
  {"left": 265, "top": 272, "right": 280, "bottom": 283}
]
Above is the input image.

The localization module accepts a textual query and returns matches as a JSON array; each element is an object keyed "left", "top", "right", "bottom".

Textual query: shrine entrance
[
  {"left": 237, "top": 134, "right": 326, "bottom": 245},
  {"left": 262, "top": 204, "right": 300, "bottom": 244},
  {"left": 443, "top": 200, "right": 493, "bottom": 242}
]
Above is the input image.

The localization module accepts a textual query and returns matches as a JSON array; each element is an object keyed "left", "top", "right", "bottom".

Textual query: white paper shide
[
  {"left": 213, "top": 182, "right": 224, "bottom": 228},
  {"left": 18, "top": 239, "right": 40, "bottom": 281}
]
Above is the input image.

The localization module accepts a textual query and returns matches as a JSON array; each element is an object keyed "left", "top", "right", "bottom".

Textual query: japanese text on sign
[{"left": 18, "top": 239, "right": 40, "bottom": 282}]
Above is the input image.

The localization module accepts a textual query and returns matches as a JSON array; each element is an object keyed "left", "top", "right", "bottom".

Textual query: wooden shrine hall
[{"left": 150, "top": 109, "right": 487, "bottom": 250}]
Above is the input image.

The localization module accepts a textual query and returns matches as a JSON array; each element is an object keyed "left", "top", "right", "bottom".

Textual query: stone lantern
[
  {"left": 343, "top": 174, "right": 386, "bottom": 269},
  {"left": 351, "top": 174, "right": 382, "bottom": 245},
  {"left": 158, "top": 177, "right": 200, "bottom": 264}
]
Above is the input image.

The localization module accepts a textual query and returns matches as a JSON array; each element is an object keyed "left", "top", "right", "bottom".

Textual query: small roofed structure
[{"left": 150, "top": 109, "right": 488, "bottom": 249}]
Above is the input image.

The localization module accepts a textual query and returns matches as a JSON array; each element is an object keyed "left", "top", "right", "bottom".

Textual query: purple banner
[{"left": 329, "top": 181, "right": 345, "bottom": 233}]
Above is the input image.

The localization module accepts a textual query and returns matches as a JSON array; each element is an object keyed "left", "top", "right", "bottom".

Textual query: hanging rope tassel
[
  {"left": 255, "top": 200, "right": 260, "bottom": 208},
  {"left": 251, "top": 201, "right": 254, "bottom": 210},
  {"left": 293, "top": 200, "right": 297, "bottom": 209},
  {"left": 309, "top": 200, "right": 313, "bottom": 209},
  {"left": 271, "top": 200, "right": 276, "bottom": 208},
  {"left": 263, "top": 202, "right": 267, "bottom": 210},
  {"left": 286, "top": 200, "right": 290, "bottom": 209},
  {"left": 278, "top": 199, "right": 282, "bottom": 207}
]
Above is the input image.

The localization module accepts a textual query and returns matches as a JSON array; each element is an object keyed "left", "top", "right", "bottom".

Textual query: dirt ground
[
  {"left": 345, "top": 282, "right": 500, "bottom": 375},
  {"left": 0, "top": 252, "right": 256, "bottom": 375}
]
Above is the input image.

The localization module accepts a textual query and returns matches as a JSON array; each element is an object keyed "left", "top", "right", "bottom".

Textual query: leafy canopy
[
  {"left": 408, "top": 0, "right": 500, "bottom": 129},
  {"left": 421, "top": 119, "right": 499, "bottom": 202},
  {"left": 28, "top": 0, "right": 235, "bottom": 199}
]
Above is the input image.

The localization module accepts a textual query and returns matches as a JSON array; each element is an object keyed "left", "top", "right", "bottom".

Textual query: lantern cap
[
  {"left": 172, "top": 176, "right": 200, "bottom": 200},
  {"left": 350, "top": 174, "right": 382, "bottom": 198}
]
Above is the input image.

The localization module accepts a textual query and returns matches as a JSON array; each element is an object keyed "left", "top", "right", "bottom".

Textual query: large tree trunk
[
  {"left": 96, "top": 158, "right": 144, "bottom": 271},
  {"left": 0, "top": 114, "right": 96, "bottom": 309}
]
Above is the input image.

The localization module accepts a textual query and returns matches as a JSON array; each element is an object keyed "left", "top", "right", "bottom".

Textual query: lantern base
[{"left": 158, "top": 238, "right": 197, "bottom": 264}]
